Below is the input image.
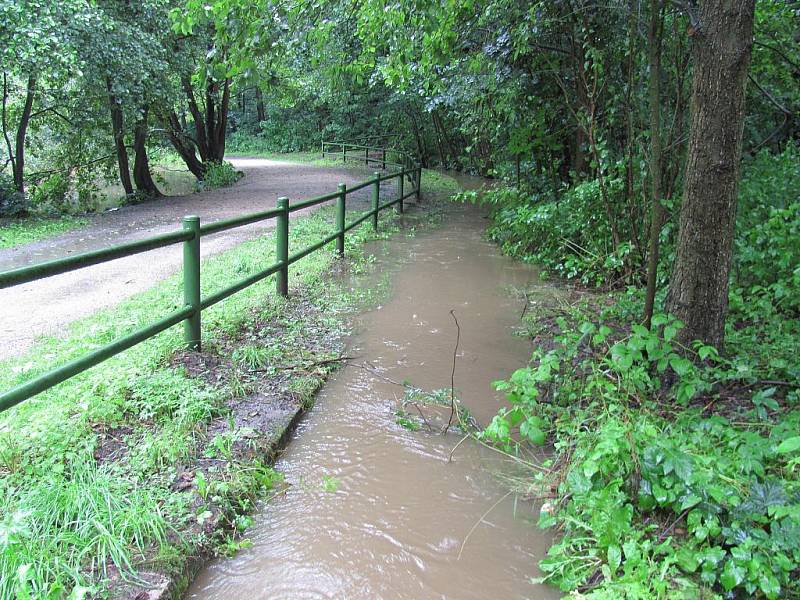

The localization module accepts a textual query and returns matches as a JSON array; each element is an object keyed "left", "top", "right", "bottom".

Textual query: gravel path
[{"left": 0, "top": 157, "right": 400, "bottom": 360}]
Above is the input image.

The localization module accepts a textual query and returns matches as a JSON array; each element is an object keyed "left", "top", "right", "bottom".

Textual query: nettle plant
[{"left": 482, "top": 314, "right": 800, "bottom": 598}]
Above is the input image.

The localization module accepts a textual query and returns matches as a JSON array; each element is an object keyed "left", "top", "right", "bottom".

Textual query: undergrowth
[{"left": 474, "top": 146, "right": 800, "bottom": 597}]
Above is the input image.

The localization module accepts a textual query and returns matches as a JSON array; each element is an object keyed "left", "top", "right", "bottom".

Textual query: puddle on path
[{"left": 186, "top": 201, "right": 561, "bottom": 599}]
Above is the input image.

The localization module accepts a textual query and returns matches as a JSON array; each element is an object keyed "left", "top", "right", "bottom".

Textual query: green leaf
[
  {"left": 607, "top": 544, "right": 621, "bottom": 573},
  {"left": 776, "top": 436, "right": 800, "bottom": 454},
  {"left": 669, "top": 355, "right": 693, "bottom": 377},
  {"left": 720, "top": 560, "right": 745, "bottom": 591}
]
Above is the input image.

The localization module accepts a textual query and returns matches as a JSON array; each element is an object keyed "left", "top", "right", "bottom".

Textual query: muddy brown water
[{"left": 186, "top": 200, "right": 561, "bottom": 599}]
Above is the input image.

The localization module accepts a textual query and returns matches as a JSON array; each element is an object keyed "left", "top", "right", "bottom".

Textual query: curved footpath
[{"left": 0, "top": 158, "right": 389, "bottom": 360}]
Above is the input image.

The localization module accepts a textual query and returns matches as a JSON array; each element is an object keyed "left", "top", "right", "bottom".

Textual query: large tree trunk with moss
[
  {"left": 132, "top": 107, "right": 162, "bottom": 197},
  {"left": 665, "top": 0, "right": 755, "bottom": 348}
]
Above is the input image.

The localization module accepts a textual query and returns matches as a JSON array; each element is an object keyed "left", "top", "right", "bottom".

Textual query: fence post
[
  {"left": 372, "top": 172, "right": 380, "bottom": 231},
  {"left": 342, "top": 143, "right": 346, "bottom": 163},
  {"left": 365, "top": 147, "right": 369, "bottom": 166},
  {"left": 182, "top": 215, "right": 201, "bottom": 351},
  {"left": 416, "top": 166, "right": 422, "bottom": 201},
  {"left": 336, "top": 183, "right": 346, "bottom": 256},
  {"left": 382, "top": 148, "right": 386, "bottom": 170},
  {"left": 277, "top": 197, "right": 289, "bottom": 297},
  {"left": 398, "top": 170, "right": 404, "bottom": 214},
  {"left": 321, "top": 141, "right": 325, "bottom": 159}
]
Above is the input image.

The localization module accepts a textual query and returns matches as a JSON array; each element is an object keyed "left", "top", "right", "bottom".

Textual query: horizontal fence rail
[
  {"left": 0, "top": 160, "right": 423, "bottom": 414},
  {"left": 321, "top": 139, "right": 417, "bottom": 177}
]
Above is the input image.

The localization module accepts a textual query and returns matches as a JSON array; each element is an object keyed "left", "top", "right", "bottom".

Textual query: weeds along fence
[{"left": 0, "top": 159, "right": 423, "bottom": 414}]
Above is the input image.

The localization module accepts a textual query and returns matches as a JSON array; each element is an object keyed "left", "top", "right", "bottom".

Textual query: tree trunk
[
  {"left": 211, "top": 78, "right": 230, "bottom": 161},
  {"left": 643, "top": 0, "right": 665, "bottom": 328},
  {"left": 2, "top": 74, "right": 15, "bottom": 179},
  {"left": 132, "top": 107, "right": 162, "bottom": 197},
  {"left": 623, "top": 0, "right": 642, "bottom": 259},
  {"left": 665, "top": 0, "right": 755, "bottom": 349},
  {"left": 12, "top": 75, "right": 36, "bottom": 193},
  {"left": 255, "top": 87, "right": 266, "bottom": 126},
  {"left": 181, "top": 76, "right": 209, "bottom": 162},
  {"left": 107, "top": 78, "right": 134, "bottom": 196},
  {"left": 572, "top": 39, "right": 590, "bottom": 179},
  {"left": 164, "top": 111, "right": 207, "bottom": 180}
]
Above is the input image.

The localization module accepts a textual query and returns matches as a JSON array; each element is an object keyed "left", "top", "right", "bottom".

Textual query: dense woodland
[{"left": 1, "top": 0, "right": 800, "bottom": 598}]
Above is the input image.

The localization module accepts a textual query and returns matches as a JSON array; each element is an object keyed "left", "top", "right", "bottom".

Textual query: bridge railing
[{"left": 0, "top": 163, "right": 423, "bottom": 414}]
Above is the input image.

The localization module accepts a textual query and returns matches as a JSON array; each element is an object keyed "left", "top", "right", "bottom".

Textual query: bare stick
[
  {"left": 448, "top": 433, "right": 470, "bottom": 463},
  {"left": 457, "top": 491, "right": 512, "bottom": 560},
  {"left": 444, "top": 310, "right": 461, "bottom": 434},
  {"left": 410, "top": 402, "right": 436, "bottom": 433}
]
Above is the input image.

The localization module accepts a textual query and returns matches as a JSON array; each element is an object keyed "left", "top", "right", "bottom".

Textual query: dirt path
[{"left": 0, "top": 158, "right": 396, "bottom": 360}]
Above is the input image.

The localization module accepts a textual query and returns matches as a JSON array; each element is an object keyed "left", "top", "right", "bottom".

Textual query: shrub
[
  {"left": 202, "top": 161, "right": 242, "bottom": 189},
  {"left": 29, "top": 174, "right": 70, "bottom": 215},
  {"left": 0, "top": 173, "right": 29, "bottom": 217},
  {"left": 461, "top": 177, "right": 627, "bottom": 286}
]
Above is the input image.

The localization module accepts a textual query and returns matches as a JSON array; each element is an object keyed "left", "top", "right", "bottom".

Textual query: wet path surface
[
  {"left": 0, "top": 158, "right": 392, "bottom": 359},
  {"left": 187, "top": 204, "right": 560, "bottom": 599}
]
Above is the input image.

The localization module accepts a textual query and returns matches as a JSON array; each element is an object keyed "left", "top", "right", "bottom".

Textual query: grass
[
  {"left": 0, "top": 168, "right": 459, "bottom": 598},
  {"left": 0, "top": 216, "right": 88, "bottom": 249}
]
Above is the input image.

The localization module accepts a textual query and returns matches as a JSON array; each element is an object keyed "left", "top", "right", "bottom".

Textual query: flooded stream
[{"left": 186, "top": 201, "right": 560, "bottom": 599}]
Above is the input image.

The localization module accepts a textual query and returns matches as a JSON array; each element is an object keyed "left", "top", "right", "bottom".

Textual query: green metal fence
[
  {"left": 321, "top": 140, "right": 414, "bottom": 174},
  {"left": 0, "top": 161, "right": 422, "bottom": 415}
]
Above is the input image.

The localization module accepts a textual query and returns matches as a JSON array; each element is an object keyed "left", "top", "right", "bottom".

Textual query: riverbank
[
  {"left": 0, "top": 170, "right": 458, "bottom": 599},
  {"left": 186, "top": 198, "right": 561, "bottom": 600}
]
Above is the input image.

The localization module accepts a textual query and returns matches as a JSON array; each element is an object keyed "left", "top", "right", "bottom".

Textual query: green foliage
[
  {"left": 1, "top": 460, "right": 168, "bottom": 598},
  {"left": 484, "top": 295, "right": 800, "bottom": 597},
  {"left": 463, "top": 177, "right": 629, "bottom": 287},
  {"left": 203, "top": 161, "right": 242, "bottom": 189},
  {"left": 732, "top": 147, "right": 800, "bottom": 318},
  {"left": 0, "top": 173, "right": 28, "bottom": 217},
  {"left": 28, "top": 174, "right": 70, "bottom": 214}
]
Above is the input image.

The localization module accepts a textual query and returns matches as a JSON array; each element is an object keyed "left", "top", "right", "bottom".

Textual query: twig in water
[
  {"left": 520, "top": 290, "right": 531, "bottom": 319},
  {"left": 448, "top": 433, "right": 470, "bottom": 463},
  {"left": 444, "top": 310, "right": 461, "bottom": 435},
  {"left": 410, "top": 401, "right": 436, "bottom": 433},
  {"left": 457, "top": 491, "right": 512, "bottom": 560}
]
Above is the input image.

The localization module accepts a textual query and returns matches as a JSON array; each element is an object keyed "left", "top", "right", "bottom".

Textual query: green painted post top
[{"left": 278, "top": 196, "right": 289, "bottom": 210}]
